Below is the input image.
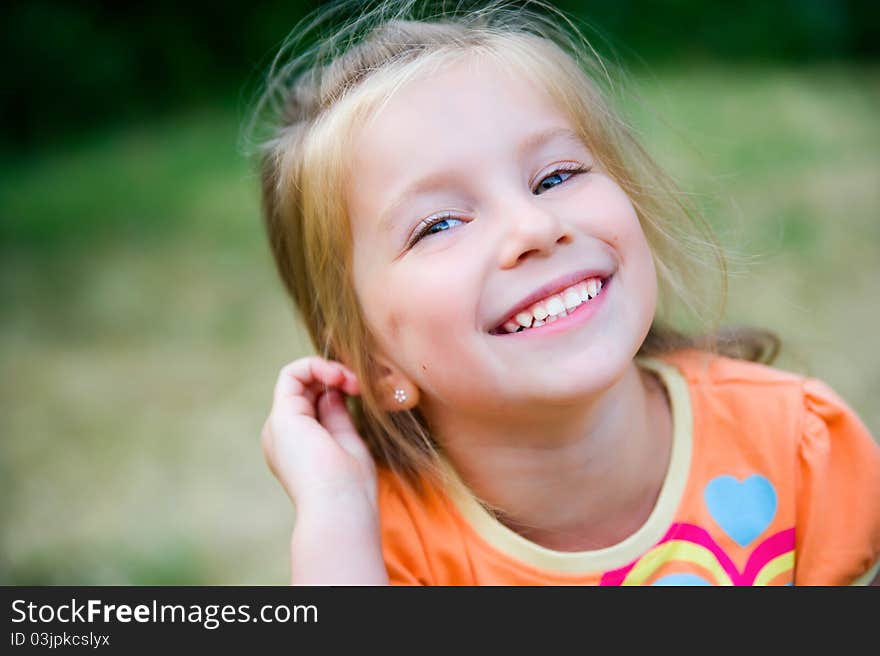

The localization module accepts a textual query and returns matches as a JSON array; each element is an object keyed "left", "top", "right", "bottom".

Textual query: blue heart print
[
  {"left": 703, "top": 475, "right": 777, "bottom": 547},
  {"left": 652, "top": 573, "right": 713, "bottom": 586}
]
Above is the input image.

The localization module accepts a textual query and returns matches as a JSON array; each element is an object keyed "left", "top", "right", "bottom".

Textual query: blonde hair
[{"left": 244, "top": 0, "right": 781, "bottom": 493}]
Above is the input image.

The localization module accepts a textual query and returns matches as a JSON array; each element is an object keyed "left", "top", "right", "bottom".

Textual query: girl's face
[{"left": 345, "top": 57, "right": 657, "bottom": 418}]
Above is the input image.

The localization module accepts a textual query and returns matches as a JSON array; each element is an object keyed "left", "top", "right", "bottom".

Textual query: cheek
[
  {"left": 359, "top": 254, "right": 480, "bottom": 363},
  {"left": 617, "top": 205, "right": 658, "bottom": 324},
  {"left": 592, "top": 182, "right": 653, "bottom": 266},
  {"left": 586, "top": 180, "right": 658, "bottom": 315},
  {"left": 395, "top": 264, "right": 471, "bottom": 327}
]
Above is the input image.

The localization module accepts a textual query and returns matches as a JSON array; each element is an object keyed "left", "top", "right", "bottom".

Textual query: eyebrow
[{"left": 379, "top": 126, "right": 586, "bottom": 233}]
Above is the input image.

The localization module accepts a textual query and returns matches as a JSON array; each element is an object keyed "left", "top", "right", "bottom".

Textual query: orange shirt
[{"left": 376, "top": 349, "right": 880, "bottom": 585}]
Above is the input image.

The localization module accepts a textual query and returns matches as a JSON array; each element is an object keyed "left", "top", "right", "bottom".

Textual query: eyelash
[{"left": 407, "top": 163, "right": 591, "bottom": 247}]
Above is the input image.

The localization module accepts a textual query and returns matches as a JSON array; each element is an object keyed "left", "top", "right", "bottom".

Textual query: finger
[
  {"left": 315, "top": 360, "right": 360, "bottom": 396},
  {"left": 273, "top": 393, "right": 318, "bottom": 420},
  {"left": 260, "top": 419, "right": 274, "bottom": 469},
  {"left": 273, "top": 357, "right": 338, "bottom": 409},
  {"left": 260, "top": 418, "right": 282, "bottom": 480},
  {"left": 273, "top": 359, "right": 311, "bottom": 402},
  {"left": 338, "top": 367, "right": 361, "bottom": 396},
  {"left": 316, "top": 388, "right": 356, "bottom": 434},
  {"left": 316, "top": 389, "right": 371, "bottom": 463},
  {"left": 319, "top": 361, "right": 360, "bottom": 397},
  {"left": 305, "top": 358, "right": 348, "bottom": 396},
  {"left": 316, "top": 359, "right": 347, "bottom": 392}
]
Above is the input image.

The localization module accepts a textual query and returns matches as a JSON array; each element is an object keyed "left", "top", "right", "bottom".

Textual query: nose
[{"left": 496, "top": 197, "right": 573, "bottom": 269}]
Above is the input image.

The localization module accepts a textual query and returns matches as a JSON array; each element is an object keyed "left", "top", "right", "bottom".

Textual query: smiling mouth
[{"left": 488, "top": 274, "right": 611, "bottom": 335}]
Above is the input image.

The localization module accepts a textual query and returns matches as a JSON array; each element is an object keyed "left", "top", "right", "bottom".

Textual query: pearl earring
[{"left": 393, "top": 388, "right": 408, "bottom": 404}]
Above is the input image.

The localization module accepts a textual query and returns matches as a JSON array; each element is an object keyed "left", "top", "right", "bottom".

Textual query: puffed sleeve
[
  {"left": 376, "top": 469, "right": 434, "bottom": 585},
  {"left": 794, "top": 377, "right": 880, "bottom": 585}
]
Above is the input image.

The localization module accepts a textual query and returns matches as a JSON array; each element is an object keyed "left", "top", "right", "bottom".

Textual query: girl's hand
[{"left": 260, "top": 356, "right": 377, "bottom": 512}]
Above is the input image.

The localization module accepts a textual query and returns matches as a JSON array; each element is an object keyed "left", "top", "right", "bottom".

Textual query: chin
[{"left": 531, "top": 357, "right": 628, "bottom": 402}]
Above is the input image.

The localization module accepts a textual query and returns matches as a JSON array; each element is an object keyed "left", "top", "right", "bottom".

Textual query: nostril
[{"left": 516, "top": 249, "right": 540, "bottom": 265}]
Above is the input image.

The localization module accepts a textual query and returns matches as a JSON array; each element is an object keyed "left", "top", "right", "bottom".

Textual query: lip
[
  {"left": 490, "top": 274, "right": 612, "bottom": 338},
  {"left": 486, "top": 267, "right": 614, "bottom": 333}
]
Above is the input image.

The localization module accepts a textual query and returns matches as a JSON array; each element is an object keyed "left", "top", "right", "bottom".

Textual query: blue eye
[
  {"left": 535, "top": 166, "right": 581, "bottom": 194},
  {"left": 408, "top": 213, "right": 464, "bottom": 247},
  {"left": 407, "top": 164, "right": 590, "bottom": 247},
  {"left": 424, "top": 216, "right": 463, "bottom": 236},
  {"left": 534, "top": 163, "right": 590, "bottom": 195}
]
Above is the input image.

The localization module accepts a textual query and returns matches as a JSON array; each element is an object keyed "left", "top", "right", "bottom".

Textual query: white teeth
[
  {"left": 495, "top": 276, "right": 607, "bottom": 335},
  {"left": 515, "top": 311, "right": 533, "bottom": 328},
  {"left": 545, "top": 296, "right": 566, "bottom": 316},
  {"left": 563, "top": 289, "right": 581, "bottom": 310}
]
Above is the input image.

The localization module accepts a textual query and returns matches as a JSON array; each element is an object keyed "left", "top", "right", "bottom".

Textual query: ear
[{"left": 373, "top": 355, "right": 420, "bottom": 412}]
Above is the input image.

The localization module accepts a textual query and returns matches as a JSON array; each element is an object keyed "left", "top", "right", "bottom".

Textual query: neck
[{"left": 423, "top": 360, "right": 673, "bottom": 551}]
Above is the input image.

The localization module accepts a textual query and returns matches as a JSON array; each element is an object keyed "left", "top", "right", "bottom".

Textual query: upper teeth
[{"left": 500, "top": 277, "right": 603, "bottom": 333}]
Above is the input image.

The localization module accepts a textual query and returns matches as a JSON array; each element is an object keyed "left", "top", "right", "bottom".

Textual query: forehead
[
  {"left": 351, "top": 57, "right": 569, "bottom": 162},
  {"left": 345, "top": 57, "right": 582, "bottom": 228}
]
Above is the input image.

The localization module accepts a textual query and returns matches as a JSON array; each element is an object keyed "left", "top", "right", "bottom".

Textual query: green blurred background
[{"left": 2, "top": 0, "right": 878, "bottom": 584}]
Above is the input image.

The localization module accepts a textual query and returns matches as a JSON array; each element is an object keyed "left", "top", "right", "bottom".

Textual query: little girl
[{"left": 250, "top": 0, "right": 880, "bottom": 585}]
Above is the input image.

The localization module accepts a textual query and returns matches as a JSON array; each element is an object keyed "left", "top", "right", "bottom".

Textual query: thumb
[{"left": 317, "top": 389, "right": 373, "bottom": 464}]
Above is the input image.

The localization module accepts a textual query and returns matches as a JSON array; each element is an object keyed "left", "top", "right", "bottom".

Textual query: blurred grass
[{"left": 1, "top": 64, "right": 878, "bottom": 584}]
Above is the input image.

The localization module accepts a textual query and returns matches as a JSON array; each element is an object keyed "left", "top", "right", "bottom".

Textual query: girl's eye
[
  {"left": 408, "top": 214, "right": 464, "bottom": 247},
  {"left": 407, "top": 164, "right": 590, "bottom": 247},
  {"left": 534, "top": 164, "right": 589, "bottom": 195}
]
